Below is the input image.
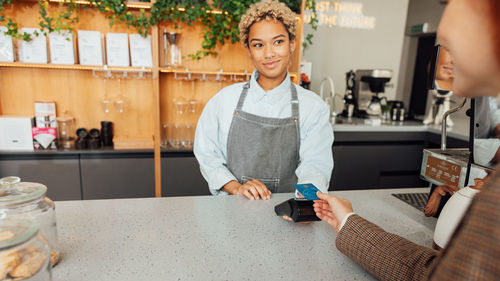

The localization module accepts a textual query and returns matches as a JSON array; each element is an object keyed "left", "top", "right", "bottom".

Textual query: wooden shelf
[
  {"left": 159, "top": 68, "right": 297, "bottom": 79},
  {"left": 160, "top": 68, "right": 250, "bottom": 76},
  {"left": 0, "top": 62, "right": 152, "bottom": 72}
]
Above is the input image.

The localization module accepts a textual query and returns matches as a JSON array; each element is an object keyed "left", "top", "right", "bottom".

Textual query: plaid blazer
[{"left": 336, "top": 170, "right": 500, "bottom": 281}]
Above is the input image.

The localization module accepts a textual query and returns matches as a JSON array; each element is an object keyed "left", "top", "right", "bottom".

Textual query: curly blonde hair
[{"left": 239, "top": 0, "right": 297, "bottom": 47}]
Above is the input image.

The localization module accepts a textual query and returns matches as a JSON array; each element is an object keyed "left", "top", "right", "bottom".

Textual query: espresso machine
[{"left": 354, "top": 69, "right": 393, "bottom": 117}]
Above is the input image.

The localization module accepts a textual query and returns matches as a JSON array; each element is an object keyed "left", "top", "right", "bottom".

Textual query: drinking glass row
[{"left": 162, "top": 123, "right": 195, "bottom": 149}]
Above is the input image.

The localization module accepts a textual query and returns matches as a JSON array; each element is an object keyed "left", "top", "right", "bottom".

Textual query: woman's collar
[{"left": 249, "top": 70, "right": 291, "bottom": 95}]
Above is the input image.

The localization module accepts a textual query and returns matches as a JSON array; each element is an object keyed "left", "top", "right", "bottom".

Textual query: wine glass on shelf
[
  {"left": 101, "top": 78, "right": 112, "bottom": 114},
  {"left": 113, "top": 79, "right": 128, "bottom": 114}
]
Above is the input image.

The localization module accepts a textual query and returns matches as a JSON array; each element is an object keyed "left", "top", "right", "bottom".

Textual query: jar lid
[
  {"left": 0, "top": 177, "right": 47, "bottom": 207},
  {"left": 0, "top": 219, "right": 39, "bottom": 249}
]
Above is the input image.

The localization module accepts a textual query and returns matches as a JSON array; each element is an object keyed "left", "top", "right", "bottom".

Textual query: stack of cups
[{"left": 101, "top": 121, "right": 114, "bottom": 147}]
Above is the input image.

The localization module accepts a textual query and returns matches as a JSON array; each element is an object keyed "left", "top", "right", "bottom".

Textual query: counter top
[
  {"left": 333, "top": 117, "right": 469, "bottom": 141},
  {"left": 53, "top": 188, "right": 435, "bottom": 281}
]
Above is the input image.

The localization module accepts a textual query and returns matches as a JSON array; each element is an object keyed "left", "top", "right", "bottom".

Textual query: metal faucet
[{"left": 319, "top": 77, "right": 336, "bottom": 119}]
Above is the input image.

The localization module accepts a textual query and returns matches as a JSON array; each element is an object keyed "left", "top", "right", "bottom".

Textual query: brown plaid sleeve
[
  {"left": 428, "top": 170, "right": 500, "bottom": 281},
  {"left": 336, "top": 214, "right": 440, "bottom": 281}
]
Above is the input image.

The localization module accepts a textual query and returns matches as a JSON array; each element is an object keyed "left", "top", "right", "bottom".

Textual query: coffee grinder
[{"left": 342, "top": 70, "right": 356, "bottom": 118}]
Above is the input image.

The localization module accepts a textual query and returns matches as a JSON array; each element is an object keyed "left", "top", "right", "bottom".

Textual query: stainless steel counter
[{"left": 53, "top": 188, "right": 435, "bottom": 281}]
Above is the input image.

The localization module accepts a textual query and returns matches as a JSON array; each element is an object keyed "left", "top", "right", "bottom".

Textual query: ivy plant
[
  {"left": 0, "top": 0, "right": 80, "bottom": 41},
  {"left": 0, "top": 0, "right": 32, "bottom": 40},
  {"left": 38, "top": 0, "right": 80, "bottom": 37},
  {"left": 302, "top": 0, "right": 318, "bottom": 50},
  {"left": 186, "top": 0, "right": 259, "bottom": 60}
]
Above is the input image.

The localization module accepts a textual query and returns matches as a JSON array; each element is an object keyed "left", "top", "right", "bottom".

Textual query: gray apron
[{"left": 226, "top": 82, "right": 300, "bottom": 193}]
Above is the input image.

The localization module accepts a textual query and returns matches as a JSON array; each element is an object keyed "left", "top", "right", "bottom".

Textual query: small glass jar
[
  {"left": 0, "top": 219, "right": 52, "bottom": 280},
  {"left": 0, "top": 177, "right": 60, "bottom": 267}
]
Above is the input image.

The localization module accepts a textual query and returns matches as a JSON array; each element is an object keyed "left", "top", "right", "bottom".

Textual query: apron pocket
[{"left": 241, "top": 176, "right": 280, "bottom": 193}]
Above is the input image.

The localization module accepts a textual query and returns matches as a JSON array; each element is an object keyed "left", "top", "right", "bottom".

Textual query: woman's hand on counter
[
  {"left": 313, "top": 192, "right": 353, "bottom": 233},
  {"left": 223, "top": 180, "right": 271, "bottom": 200}
]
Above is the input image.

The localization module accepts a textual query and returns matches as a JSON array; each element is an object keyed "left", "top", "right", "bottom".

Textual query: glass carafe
[{"left": 56, "top": 115, "right": 75, "bottom": 149}]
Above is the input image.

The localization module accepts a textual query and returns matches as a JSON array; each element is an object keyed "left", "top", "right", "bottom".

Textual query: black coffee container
[
  {"left": 101, "top": 121, "right": 114, "bottom": 147},
  {"left": 88, "top": 128, "right": 102, "bottom": 149},
  {"left": 75, "top": 128, "right": 89, "bottom": 150}
]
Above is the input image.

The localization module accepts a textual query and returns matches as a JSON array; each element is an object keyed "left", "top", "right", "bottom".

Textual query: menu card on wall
[
  {"left": 106, "top": 33, "right": 129, "bottom": 67},
  {"left": 78, "top": 30, "right": 103, "bottom": 66},
  {"left": 129, "top": 34, "right": 152, "bottom": 67},
  {"left": 0, "top": 26, "right": 14, "bottom": 62},
  {"left": 18, "top": 28, "right": 48, "bottom": 64},
  {"left": 49, "top": 30, "right": 75, "bottom": 65}
]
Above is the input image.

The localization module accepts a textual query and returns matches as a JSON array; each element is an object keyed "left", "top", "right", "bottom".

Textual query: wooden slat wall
[
  {"left": 0, "top": 1, "right": 305, "bottom": 197},
  {"left": 0, "top": 3, "right": 155, "bottom": 141}
]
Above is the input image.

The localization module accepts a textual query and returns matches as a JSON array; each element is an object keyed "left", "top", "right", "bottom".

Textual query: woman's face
[
  {"left": 436, "top": 47, "right": 454, "bottom": 81},
  {"left": 438, "top": 0, "right": 500, "bottom": 97},
  {"left": 247, "top": 19, "right": 295, "bottom": 82}
]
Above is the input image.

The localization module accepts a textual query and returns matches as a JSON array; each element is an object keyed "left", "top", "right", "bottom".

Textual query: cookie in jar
[{"left": 0, "top": 219, "right": 52, "bottom": 281}]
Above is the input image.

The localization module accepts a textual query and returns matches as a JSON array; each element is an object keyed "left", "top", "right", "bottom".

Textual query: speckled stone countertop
[{"left": 53, "top": 188, "right": 435, "bottom": 281}]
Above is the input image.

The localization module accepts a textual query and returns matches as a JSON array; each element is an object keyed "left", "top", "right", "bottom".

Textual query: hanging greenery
[
  {"left": 0, "top": 0, "right": 31, "bottom": 40},
  {"left": 0, "top": 0, "right": 79, "bottom": 41},
  {"left": 38, "top": 0, "right": 80, "bottom": 36},
  {"left": 87, "top": 0, "right": 152, "bottom": 35},
  {"left": 185, "top": 0, "right": 259, "bottom": 60},
  {"left": 0, "top": 0, "right": 318, "bottom": 59},
  {"left": 149, "top": 0, "right": 210, "bottom": 28}
]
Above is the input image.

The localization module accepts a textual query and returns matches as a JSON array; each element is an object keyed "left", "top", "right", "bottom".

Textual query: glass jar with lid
[
  {"left": 0, "top": 177, "right": 60, "bottom": 267},
  {"left": 0, "top": 219, "right": 52, "bottom": 280}
]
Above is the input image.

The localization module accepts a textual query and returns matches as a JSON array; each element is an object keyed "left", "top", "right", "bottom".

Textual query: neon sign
[{"left": 304, "top": 1, "right": 376, "bottom": 30}]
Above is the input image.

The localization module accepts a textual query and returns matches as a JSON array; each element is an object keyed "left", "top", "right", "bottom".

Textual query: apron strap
[
  {"left": 235, "top": 82, "right": 299, "bottom": 119},
  {"left": 235, "top": 83, "right": 250, "bottom": 113},
  {"left": 290, "top": 84, "right": 299, "bottom": 120}
]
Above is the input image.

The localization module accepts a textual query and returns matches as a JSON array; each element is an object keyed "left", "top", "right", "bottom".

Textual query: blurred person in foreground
[{"left": 313, "top": 0, "right": 500, "bottom": 280}]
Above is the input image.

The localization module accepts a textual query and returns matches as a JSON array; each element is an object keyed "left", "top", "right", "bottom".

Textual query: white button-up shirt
[{"left": 194, "top": 71, "right": 334, "bottom": 195}]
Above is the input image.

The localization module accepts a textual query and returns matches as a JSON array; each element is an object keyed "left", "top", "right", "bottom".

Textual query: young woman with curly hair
[{"left": 194, "top": 0, "right": 333, "bottom": 200}]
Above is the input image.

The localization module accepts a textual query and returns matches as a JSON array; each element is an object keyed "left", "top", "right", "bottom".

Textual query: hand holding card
[{"left": 293, "top": 183, "right": 321, "bottom": 200}]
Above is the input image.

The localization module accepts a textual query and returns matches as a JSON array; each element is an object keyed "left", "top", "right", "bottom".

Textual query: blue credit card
[{"left": 293, "top": 183, "right": 320, "bottom": 200}]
